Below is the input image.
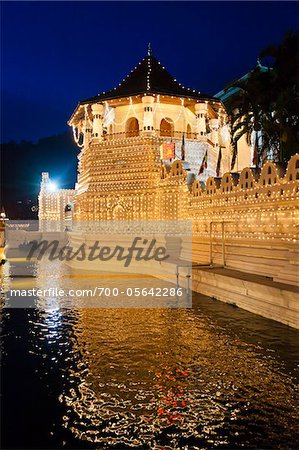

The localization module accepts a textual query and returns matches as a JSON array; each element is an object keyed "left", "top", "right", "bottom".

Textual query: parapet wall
[
  {"left": 39, "top": 189, "right": 76, "bottom": 221},
  {"left": 161, "top": 154, "right": 299, "bottom": 286}
]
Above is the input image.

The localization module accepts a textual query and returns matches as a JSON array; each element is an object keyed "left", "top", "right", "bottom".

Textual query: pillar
[
  {"left": 83, "top": 121, "right": 92, "bottom": 147},
  {"left": 141, "top": 96, "right": 155, "bottom": 135},
  {"left": 40, "top": 172, "right": 50, "bottom": 190},
  {"left": 218, "top": 109, "right": 227, "bottom": 147},
  {"left": 91, "top": 103, "right": 104, "bottom": 141},
  {"left": 209, "top": 118, "right": 219, "bottom": 146},
  {"left": 194, "top": 102, "right": 208, "bottom": 136}
]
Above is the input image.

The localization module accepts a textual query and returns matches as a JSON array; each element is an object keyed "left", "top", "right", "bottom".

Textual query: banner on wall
[{"left": 160, "top": 142, "right": 175, "bottom": 160}]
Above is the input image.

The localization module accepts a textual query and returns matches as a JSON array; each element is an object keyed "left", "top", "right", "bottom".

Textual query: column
[
  {"left": 218, "top": 109, "right": 226, "bottom": 147},
  {"left": 141, "top": 96, "right": 155, "bottom": 135},
  {"left": 91, "top": 103, "right": 104, "bottom": 141},
  {"left": 209, "top": 117, "right": 219, "bottom": 147},
  {"left": 194, "top": 102, "right": 208, "bottom": 136},
  {"left": 83, "top": 120, "right": 92, "bottom": 147}
]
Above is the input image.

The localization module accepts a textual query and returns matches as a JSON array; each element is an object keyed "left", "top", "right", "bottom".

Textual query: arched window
[
  {"left": 125, "top": 117, "right": 139, "bottom": 137},
  {"left": 160, "top": 118, "right": 174, "bottom": 137},
  {"left": 186, "top": 124, "right": 192, "bottom": 138}
]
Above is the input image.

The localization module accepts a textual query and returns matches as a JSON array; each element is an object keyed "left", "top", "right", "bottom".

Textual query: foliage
[{"left": 224, "top": 32, "right": 299, "bottom": 165}]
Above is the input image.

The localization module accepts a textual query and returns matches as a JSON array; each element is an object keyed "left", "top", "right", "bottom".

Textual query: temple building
[
  {"left": 38, "top": 172, "right": 75, "bottom": 229},
  {"left": 68, "top": 47, "right": 235, "bottom": 220}
]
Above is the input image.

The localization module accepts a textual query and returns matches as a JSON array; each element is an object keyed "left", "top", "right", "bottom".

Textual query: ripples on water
[{"left": 1, "top": 261, "right": 299, "bottom": 449}]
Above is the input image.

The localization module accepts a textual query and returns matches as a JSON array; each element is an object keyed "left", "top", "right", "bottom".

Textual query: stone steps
[
  {"left": 190, "top": 238, "right": 298, "bottom": 287},
  {"left": 192, "top": 267, "right": 299, "bottom": 329}
]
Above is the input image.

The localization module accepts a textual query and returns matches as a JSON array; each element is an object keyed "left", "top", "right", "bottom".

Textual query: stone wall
[
  {"left": 72, "top": 138, "right": 298, "bottom": 287},
  {"left": 160, "top": 154, "right": 299, "bottom": 286}
]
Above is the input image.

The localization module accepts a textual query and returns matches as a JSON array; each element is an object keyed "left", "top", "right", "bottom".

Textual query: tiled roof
[
  {"left": 215, "top": 60, "right": 269, "bottom": 102},
  {"left": 80, "top": 53, "right": 215, "bottom": 104}
]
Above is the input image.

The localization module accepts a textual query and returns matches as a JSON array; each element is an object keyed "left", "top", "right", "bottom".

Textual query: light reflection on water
[{"left": 1, "top": 260, "right": 299, "bottom": 449}]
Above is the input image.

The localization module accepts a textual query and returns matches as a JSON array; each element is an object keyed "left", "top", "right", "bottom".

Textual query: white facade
[{"left": 38, "top": 172, "right": 75, "bottom": 230}]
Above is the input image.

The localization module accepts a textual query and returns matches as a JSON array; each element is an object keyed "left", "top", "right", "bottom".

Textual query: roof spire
[{"left": 147, "top": 42, "right": 152, "bottom": 56}]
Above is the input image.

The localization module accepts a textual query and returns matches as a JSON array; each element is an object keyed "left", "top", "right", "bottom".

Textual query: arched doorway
[
  {"left": 108, "top": 124, "right": 113, "bottom": 140},
  {"left": 112, "top": 204, "right": 126, "bottom": 220},
  {"left": 126, "top": 117, "right": 139, "bottom": 137},
  {"left": 160, "top": 118, "right": 174, "bottom": 137}
]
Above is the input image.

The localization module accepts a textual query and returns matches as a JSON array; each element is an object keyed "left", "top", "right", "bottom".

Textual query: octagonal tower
[{"left": 68, "top": 48, "right": 231, "bottom": 220}]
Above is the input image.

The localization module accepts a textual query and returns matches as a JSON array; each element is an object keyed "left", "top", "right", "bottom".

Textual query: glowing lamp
[{"left": 48, "top": 182, "right": 57, "bottom": 192}]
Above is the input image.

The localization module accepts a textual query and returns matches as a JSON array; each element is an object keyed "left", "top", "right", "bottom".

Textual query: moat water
[{"left": 1, "top": 260, "right": 299, "bottom": 449}]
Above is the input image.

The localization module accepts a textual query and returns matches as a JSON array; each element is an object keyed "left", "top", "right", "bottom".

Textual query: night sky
[
  {"left": 1, "top": 1, "right": 298, "bottom": 218},
  {"left": 1, "top": 1, "right": 298, "bottom": 143}
]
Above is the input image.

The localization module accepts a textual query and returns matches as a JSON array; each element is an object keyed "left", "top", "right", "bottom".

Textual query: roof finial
[
  {"left": 148, "top": 42, "right": 152, "bottom": 56},
  {"left": 256, "top": 57, "right": 262, "bottom": 68}
]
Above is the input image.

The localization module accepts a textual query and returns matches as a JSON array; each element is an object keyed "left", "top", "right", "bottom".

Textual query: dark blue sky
[{"left": 1, "top": 1, "right": 298, "bottom": 143}]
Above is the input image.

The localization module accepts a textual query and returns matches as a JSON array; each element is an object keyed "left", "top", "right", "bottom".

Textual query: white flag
[{"left": 103, "top": 103, "right": 115, "bottom": 127}]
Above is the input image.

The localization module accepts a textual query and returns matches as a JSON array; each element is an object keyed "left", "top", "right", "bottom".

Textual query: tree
[{"left": 225, "top": 31, "right": 299, "bottom": 166}]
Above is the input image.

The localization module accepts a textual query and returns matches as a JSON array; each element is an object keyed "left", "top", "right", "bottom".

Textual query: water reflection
[
  {"left": 57, "top": 309, "right": 299, "bottom": 448},
  {"left": 1, "top": 260, "right": 299, "bottom": 449}
]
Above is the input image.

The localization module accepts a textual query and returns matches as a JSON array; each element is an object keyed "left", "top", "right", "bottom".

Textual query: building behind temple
[
  {"left": 215, "top": 59, "right": 273, "bottom": 168},
  {"left": 39, "top": 172, "right": 75, "bottom": 230}
]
